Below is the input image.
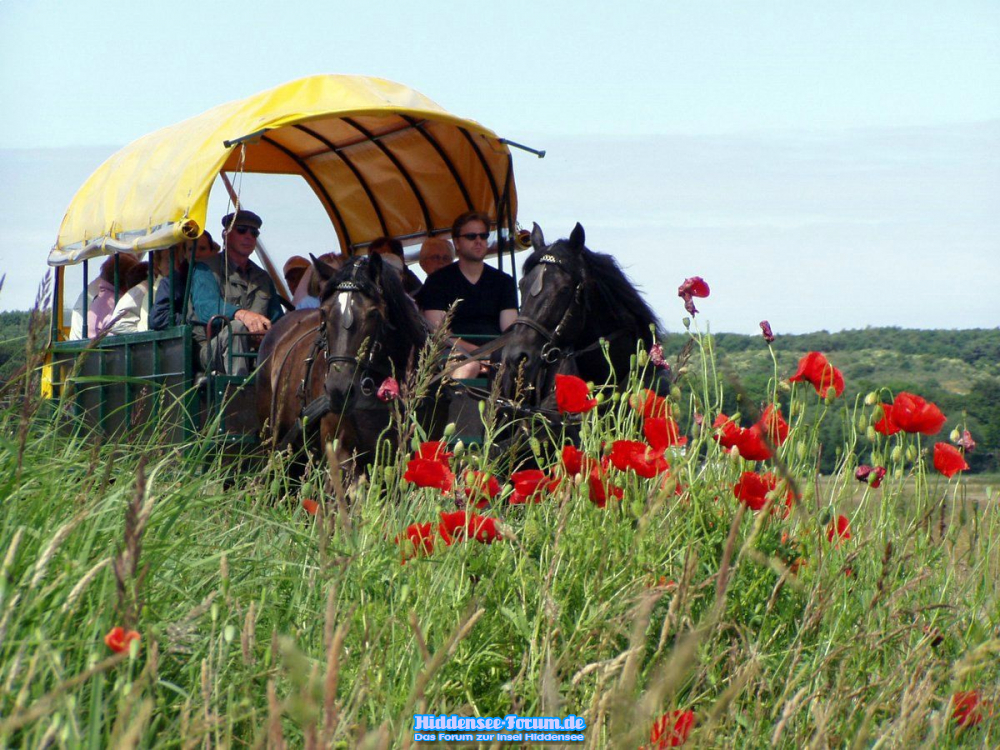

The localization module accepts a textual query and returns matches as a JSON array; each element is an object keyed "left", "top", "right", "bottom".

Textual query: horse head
[
  {"left": 312, "top": 253, "right": 393, "bottom": 412},
  {"left": 500, "top": 222, "right": 591, "bottom": 403}
]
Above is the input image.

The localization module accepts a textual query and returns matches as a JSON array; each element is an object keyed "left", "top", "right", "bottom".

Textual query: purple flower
[
  {"left": 854, "top": 465, "right": 872, "bottom": 483},
  {"left": 759, "top": 320, "right": 775, "bottom": 343},
  {"left": 957, "top": 430, "right": 976, "bottom": 453},
  {"left": 649, "top": 343, "right": 667, "bottom": 368}
]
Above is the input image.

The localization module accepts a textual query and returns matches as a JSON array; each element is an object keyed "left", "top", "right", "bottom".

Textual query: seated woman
[
  {"left": 85, "top": 254, "right": 141, "bottom": 339},
  {"left": 69, "top": 253, "right": 138, "bottom": 339},
  {"left": 369, "top": 237, "right": 422, "bottom": 296},
  {"left": 150, "top": 232, "right": 218, "bottom": 330},
  {"left": 108, "top": 261, "right": 152, "bottom": 334}
]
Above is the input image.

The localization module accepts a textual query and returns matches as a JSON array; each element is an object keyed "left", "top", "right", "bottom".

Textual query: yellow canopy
[{"left": 49, "top": 75, "right": 517, "bottom": 266}]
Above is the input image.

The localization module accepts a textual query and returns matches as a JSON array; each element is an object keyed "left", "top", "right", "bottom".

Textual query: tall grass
[{"left": 0, "top": 321, "right": 997, "bottom": 747}]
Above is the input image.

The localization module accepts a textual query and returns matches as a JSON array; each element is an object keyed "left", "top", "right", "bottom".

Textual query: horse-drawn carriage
[{"left": 42, "top": 75, "right": 534, "bottom": 449}]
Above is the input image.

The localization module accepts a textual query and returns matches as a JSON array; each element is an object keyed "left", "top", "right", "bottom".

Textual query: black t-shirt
[{"left": 416, "top": 262, "right": 518, "bottom": 337}]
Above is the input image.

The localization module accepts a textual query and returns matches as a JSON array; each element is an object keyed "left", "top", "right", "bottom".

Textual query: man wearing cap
[{"left": 187, "top": 210, "right": 283, "bottom": 375}]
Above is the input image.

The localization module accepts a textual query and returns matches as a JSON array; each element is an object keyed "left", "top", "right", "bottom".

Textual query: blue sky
[{"left": 1, "top": 0, "right": 998, "bottom": 331}]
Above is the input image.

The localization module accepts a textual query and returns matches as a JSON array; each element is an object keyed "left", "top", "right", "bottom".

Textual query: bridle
[
  {"left": 511, "top": 253, "right": 588, "bottom": 366},
  {"left": 316, "top": 278, "right": 391, "bottom": 398}
]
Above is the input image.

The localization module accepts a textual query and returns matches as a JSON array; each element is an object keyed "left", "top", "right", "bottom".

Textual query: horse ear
[
  {"left": 531, "top": 222, "right": 546, "bottom": 251},
  {"left": 569, "top": 222, "right": 585, "bottom": 250},
  {"left": 311, "top": 253, "right": 337, "bottom": 282}
]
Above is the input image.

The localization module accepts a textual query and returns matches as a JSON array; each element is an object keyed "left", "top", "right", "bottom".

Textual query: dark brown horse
[{"left": 256, "top": 253, "right": 430, "bottom": 472}]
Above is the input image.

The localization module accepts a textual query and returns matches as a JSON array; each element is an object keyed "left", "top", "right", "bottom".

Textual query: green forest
[{"left": 1, "top": 311, "right": 997, "bottom": 472}]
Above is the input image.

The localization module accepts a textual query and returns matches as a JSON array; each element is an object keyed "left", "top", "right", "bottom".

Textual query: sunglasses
[
  {"left": 459, "top": 232, "right": 490, "bottom": 241},
  {"left": 234, "top": 226, "right": 260, "bottom": 238}
]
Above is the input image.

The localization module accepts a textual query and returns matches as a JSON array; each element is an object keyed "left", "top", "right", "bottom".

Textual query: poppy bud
[
  {"left": 866, "top": 427, "right": 877, "bottom": 442},
  {"left": 789, "top": 400, "right": 803, "bottom": 417},
  {"left": 443, "top": 422, "right": 456, "bottom": 438},
  {"left": 796, "top": 442, "right": 807, "bottom": 460},
  {"left": 891, "top": 446, "right": 903, "bottom": 463},
  {"left": 410, "top": 436, "right": 421, "bottom": 452},
  {"left": 949, "top": 428, "right": 961, "bottom": 443},
  {"left": 728, "top": 445, "right": 741, "bottom": 463},
  {"left": 802, "top": 481, "right": 815, "bottom": 503},
  {"left": 638, "top": 350, "right": 649, "bottom": 367},
  {"left": 682, "top": 317, "right": 691, "bottom": 329},
  {"left": 630, "top": 354, "right": 638, "bottom": 370},
  {"left": 478, "top": 400, "right": 486, "bottom": 416},
  {"left": 384, "top": 466, "right": 395, "bottom": 482},
  {"left": 906, "top": 445, "right": 918, "bottom": 462},
  {"left": 610, "top": 391, "right": 620, "bottom": 401},
  {"left": 819, "top": 509, "right": 832, "bottom": 525},
  {"left": 864, "top": 392, "right": 879, "bottom": 406},
  {"left": 677, "top": 366, "right": 689, "bottom": 376},
  {"left": 857, "top": 416, "right": 868, "bottom": 432},
  {"left": 825, "top": 387, "right": 837, "bottom": 404},
  {"left": 529, "top": 437, "right": 542, "bottom": 455},
  {"left": 670, "top": 386, "right": 682, "bottom": 402},
  {"left": 671, "top": 403, "right": 681, "bottom": 420},
  {"left": 778, "top": 381, "right": 791, "bottom": 393},
  {"left": 595, "top": 392, "right": 605, "bottom": 404},
  {"left": 893, "top": 468, "right": 904, "bottom": 480},
  {"left": 454, "top": 440, "right": 465, "bottom": 456}
]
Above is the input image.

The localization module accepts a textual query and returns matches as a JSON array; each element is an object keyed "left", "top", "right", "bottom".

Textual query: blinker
[{"left": 530, "top": 266, "right": 545, "bottom": 297}]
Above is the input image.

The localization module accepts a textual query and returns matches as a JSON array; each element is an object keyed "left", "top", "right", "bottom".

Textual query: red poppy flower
[
  {"left": 733, "top": 471, "right": 777, "bottom": 512},
  {"left": 712, "top": 414, "right": 741, "bottom": 449},
  {"left": 757, "top": 404, "right": 789, "bottom": 446},
  {"left": 414, "top": 441, "right": 453, "bottom": 465},
  {"left": 588, "top": 462, "right": 623, "bottom": 508},
  {"left": 396, "top": 522, "right": 436, "bottom": 559},
  {"left": 462, "top": 471, "right": 501, "bottom": 508},
  {"left": 870, "top": 466, "right": 886, "bottom": 488},
  {"left": 609, "top": 440, "right": 670, "bottom": 478},
  {"left": 827, "top": 515, "right": 851, "bottom": 545},
  {"left": 561, "top": 444, "right": 589, "bottom": 476},
  {"left": 677, "top": 276, "right": 710, "bottom": 316},
  {"left": 934, "top": 443, "right": 969, "bottom": 478},
  {"left": 789, "top": 352, "right": 845, "bottom": 398},
  {"left": 302, "top": 498, "right": 320, "bottom": 515},
  {"left": 873, "top": 403, "right": 900, "bottom": 436},
  {"left": 649, "top": 709, "right": 696, "bottom": 748},
  {"left": 554, "top": 374, "right": 598, "bottom": 414},
  {"left": 403, "top": 457, "right": 455, "bottom": 492},
  {"left": 437, "top": 511, "right": 501, "bottom": 545},
  {"left": 104, "top": 626, "right": 140, "bottom": 654},
  {"left": 376, "top": 376, "right": 399, "bottom": 402},
  {"left": 855, "top": 465, "right": 872, "bottom": 482},
  {"left": 644, "top": 417, "right": 688, "bottom": 451},
  {"left": 952, "top": 691, "right": 985, "bottom": 728},
  {"left": 631, "top": 389, "right": 670, "bottom": 419},
  {"left": 735, "top": 425, "right": 773, "bottom": 462},
  {"left": 890, "top": 392, "right": 946, "bottom": 435},
  {"left": 510, "top": 470, "right": 561, "bottom": 504}
]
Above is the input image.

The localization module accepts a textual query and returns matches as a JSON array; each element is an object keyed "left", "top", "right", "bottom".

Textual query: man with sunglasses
[
  {"left": 417, "top": 210, "right": 517, "bottom": 379},
  {"left": 187, "top": 210, "right": 283, "bottom": 374}
]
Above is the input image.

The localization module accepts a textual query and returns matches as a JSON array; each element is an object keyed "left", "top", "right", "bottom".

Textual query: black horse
[
  {"left": 500, "top": 222, "right": 664, "bottom": 409},
  {"left": 257, "top": 253, "right": 434, "bottom": 472}
]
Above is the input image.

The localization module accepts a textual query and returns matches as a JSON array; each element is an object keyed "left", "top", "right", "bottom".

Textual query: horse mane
[
  {"left": 522, "top": 241, "right": 662, "bottom": 343},
  {"left": 321, "top": 257, "right": 428, "bottom": 353}
]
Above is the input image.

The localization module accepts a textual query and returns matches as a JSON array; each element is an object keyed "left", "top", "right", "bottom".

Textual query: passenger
[
  {"left": 187, "top": 211, "right": 283, "bottom": 375},
  {"left": 282, "top": 256, "right": 310, "bottom": 302},
  {"left": 108, "top": 261, "right": 152, "bottom": 334},
  {"left": 418, "top": 237, "right": 455, "bottom": 276},
  {"left": 150, "top": 232, "right": 217, "bottom": 331},
  {"left": 80, "top": 254, "right": 140, "bottom": 339},
  {"left": 416, "top": 211, "right": 518, "bottom": 379},
  {"left": 293, "top": 252, "right": 343, "bottom": 309},
  {"left": 368, "top": 237, "right": 422, "bottom": 296}
]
